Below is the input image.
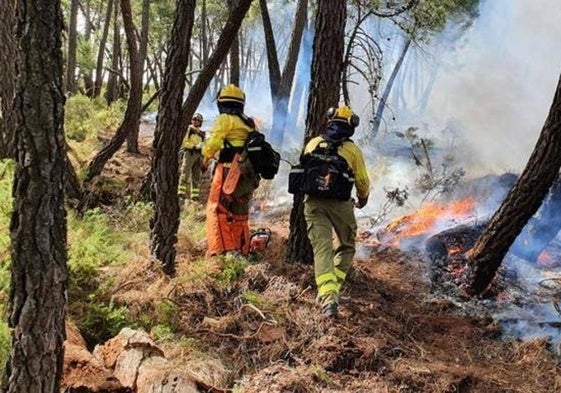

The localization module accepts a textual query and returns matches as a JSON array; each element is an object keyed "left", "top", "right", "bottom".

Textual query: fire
[{"left": 379, "top": 198, "right": 476, "bottom": 247}]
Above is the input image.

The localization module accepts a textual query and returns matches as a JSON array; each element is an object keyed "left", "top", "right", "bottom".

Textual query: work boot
[{"left": 322, "top": 302, "right": 339, "bottom": 318}]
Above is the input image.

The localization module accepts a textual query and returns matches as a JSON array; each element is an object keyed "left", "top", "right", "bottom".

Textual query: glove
[{"left": 355, "top": 196, "right": 369, "bottom": 209}]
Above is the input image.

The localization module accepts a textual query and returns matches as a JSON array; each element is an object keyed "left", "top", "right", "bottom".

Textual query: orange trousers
[{"left": 206, "top": 163, "right": 251, "bottom": 256}]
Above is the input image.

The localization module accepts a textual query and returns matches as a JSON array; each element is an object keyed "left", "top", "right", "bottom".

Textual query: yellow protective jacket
[
  {"left": 182, "top": 125, "right": 205, "bottom": 150},
  {"left": 202, "top": 113, "right": 252, "bottom": 160},
  {"left": 304, "top": 136, "right": 370, "bottom": 199}
]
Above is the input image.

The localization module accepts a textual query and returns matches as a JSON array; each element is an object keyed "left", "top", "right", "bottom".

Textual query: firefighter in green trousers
[
  {"left": 179, "top": 113, "right": 205, "bottom": 202},
  {"left": 303, "top": 105, "right": 370, "bottom": 318}
]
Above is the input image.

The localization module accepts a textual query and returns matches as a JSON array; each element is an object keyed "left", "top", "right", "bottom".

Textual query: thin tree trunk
[
  {"left": 0, "top": 0, "right": 18, "bottom": 159},
  {"left": 288, "top": 0, "right": 346, "bottom": 264},
  {"left": 465, "top": 73, "right": 561, "bottom": 295},
  {"left": 66, "top": 0, "right": 79, "bottom": 94},
  {"left": 125, "top": 0, "right": 150, "bottom": 153},
  {"left": 84, "top": 0, "right": 143, "bottom": 183},
  {"left": 270, "top": 0, "right": 308, "bottom": 148},
  {"left": 227, "top": 0, "right": 241, "bottom": 85},
  {"left": 201, "top": 0, "right": 209, "bottom": 65},
  {"left": 94, "top": 0, "right": 114, "bottom": 98},
  {"left": 83, "top": 1, "right": 95, "bottom": 97},
  {"left": 3, "top": 0, "right": 68, "bottom": 390},
  {"left": 372, "top": 37, "right": 411, "bottom": 138},
  {"left": 259, "top": 0, "right": 281, "bottom": 99},
  {"left": 105, "top": 2, "right": 121, "bottom": 105},
  {"left": 150, "top": 0, "right": 196, "bottom": 275}
]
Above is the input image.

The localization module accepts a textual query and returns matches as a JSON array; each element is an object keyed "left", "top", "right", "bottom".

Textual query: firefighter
[
  {"left": 179, "top": 112, "right": 205, "bottom": 202},
  {"left": 202, "top": 84, "right": 260, "bottom": 257},
  {"left": 303, "top": 105, "right": 370, "bottom": 318}
]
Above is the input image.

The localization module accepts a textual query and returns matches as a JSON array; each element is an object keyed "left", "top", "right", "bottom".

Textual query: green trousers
[
  {"left": 304, "top": 196, "right": 357, "bottom": 306},
  {"left": 179, "top": 150, "right": 202, "bottom": 200}
]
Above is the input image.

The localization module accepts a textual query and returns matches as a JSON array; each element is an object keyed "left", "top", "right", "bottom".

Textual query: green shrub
[{"left": 65, "top": 95, "right": 123, "bottom": 143}]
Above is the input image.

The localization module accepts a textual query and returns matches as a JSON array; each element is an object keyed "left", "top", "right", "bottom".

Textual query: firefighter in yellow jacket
[
  {"left": 179, "top": 113, "right": 205, "bottom": 201},
  {"left": 303, "top": 105, "right": 370, "bottom": 317},
  {"left": 202, "top": 84, "right": 259, "bottom": 257}
]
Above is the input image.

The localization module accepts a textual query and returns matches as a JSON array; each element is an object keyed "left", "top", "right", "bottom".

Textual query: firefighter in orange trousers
[
  {"left": 179, "top": 112, "right": 205, "bottom": 202},
  {"left": 303, "top": 105, "right": 370, "bottom": 317},
  {"left": 202, "top": 84, "right": 260, "bottom": 257}
]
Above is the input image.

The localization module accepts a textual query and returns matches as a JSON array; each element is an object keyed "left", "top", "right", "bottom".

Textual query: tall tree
[
  {"left": 464, "top": 73, "right": 561, "bottom": 295},
  {"left": 66, "top": 0, "right": 79, "bottom": 94},
  {"left": 105, "top": 2, "right": 122, "bottom": 105},
  {"left": 227, "top": 0, "right": 241, "bottom": 85},
  {"left": 0, "top": 0, "right": 18, "bottom": 159},
  {"left": 93, "top": 0, "right": 115, "bottom": 98},
  {"left": 125, "top": 0, "right": 151, "bottom": 153},
  {"left": 287, "top": 0, "right": 347, "bottom": 263},
  {"left": 261, "top": 0, "right": 308, "bottom": 148},
  {"left": 84, "top": 0, "right": 144, "bottom": 182},
  {"left": 3, "top": 0, "right": 68, "bottom": 391},
  {"left": 150, "top": 0, "right": 196, "bottom": 275}
]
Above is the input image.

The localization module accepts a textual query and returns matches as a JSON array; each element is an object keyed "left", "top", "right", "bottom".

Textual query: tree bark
[
  {"left": 94, "top": 0, "right": 114, "bottom": 98},
  {"left": 84, "top": 0, "right": 143, "bottom": 183},
  {"left": 288, "top": 0, "right": 347, "bottom": 264},
  {"left": 125, "top": 0, "right": 151, "bottom": 152},
  {"left": 227, "top": 0, "right": 241, "bottom": 85},
  {"left": 465, "top": 73, "right": 561, "bottom": 295},
  {"left": 372, "top": 36, "right": 411, "bottom": 138},
  {"left": 3, "top": 0, "right": 68, "bottom": 391},
  {"left": 149, "top": 0, "right": 196, "bottom": 275},
  {"left": 269, "top": 0, "right": 307, "bottom": 148},
  {"left": 82, "top": 2, "right": 95, "bottom": 97},
  {"left": 66, "top": 0, "right": 79, "bottom": 94},
  {"left": 105, "top": 2, "right": 121, "bottom": 105},
  {"left": 259, "top": 0, "right": 281, "bottom": 99},
  {"left": 0, "top": 0, "right": 18, "bottom": 159}
]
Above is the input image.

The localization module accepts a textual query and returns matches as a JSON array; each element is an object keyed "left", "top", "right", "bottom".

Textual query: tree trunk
[
  {"left": 288, "top": 0, "right": 347, "bottom": 264},
  {"left": 201, "top": 0, "right": 209, "bottom": 65},
  {"left": 372, "top": 37, "right": 411, "bottom": 138},
  {"left": 0, "top": 0, "right": 18, "bottom": 159},
  {"left": 259, "top": 0, "right": 281, "bottom": 99},
  {"left": 66, "top": 0, "right": 79, "bottom": 94},
  {"left": 125, "top": 0, "right": 150, "bottom": 153},
  {"left": 149, "top": 0, "right": 196, "bottom": 275},
  {"left": 270, "top": 0, "right": 307, "bottom": 148},
  {"left": 465, "top": 73, "right": 561, "bottom": 295},
  {"left": 227, "top": 0, "right": 241, "bottom": 85},
  {"left": 82, "top": 2, "right": 95, "bottom": 97},
  {"left": 84, "top": 0, "right": 143, "bottom": 183},
  {"left": 179, "top": 0, "right": 253, "bottom": 128},
  {"left": 3, "top": 0, "right": 68, "bottom": 391},
  {"left": 105, "top": 2, "right": 121, "bottom": 105},
  {"left": 94, "top": 0, "right": 114, "bottom": 98}
]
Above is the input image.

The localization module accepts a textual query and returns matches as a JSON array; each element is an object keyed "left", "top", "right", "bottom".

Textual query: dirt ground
[{"left": 72, "top": 135, "right": 561, "bottom": 393}]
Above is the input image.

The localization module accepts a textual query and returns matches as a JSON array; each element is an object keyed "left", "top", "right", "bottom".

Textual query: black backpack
[
  {"left": 288, "top": 139, "right": 354, "bottom": 200},
  {"left": 245, "top": 131, "right": 281, "bottom": 180}
]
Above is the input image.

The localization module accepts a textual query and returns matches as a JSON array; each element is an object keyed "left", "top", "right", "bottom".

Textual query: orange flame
[{"left": 381, "top": 198, "right": 476, "bottom": 247}]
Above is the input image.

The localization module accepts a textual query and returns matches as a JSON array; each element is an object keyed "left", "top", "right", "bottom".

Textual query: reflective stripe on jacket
[{"left": 304, "top": 136, "right": 370, "bottom": 199}]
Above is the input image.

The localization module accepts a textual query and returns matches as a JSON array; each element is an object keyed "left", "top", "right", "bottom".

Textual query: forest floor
[{"left": 65, "top": 133, "right": 561, "bottom": 393}]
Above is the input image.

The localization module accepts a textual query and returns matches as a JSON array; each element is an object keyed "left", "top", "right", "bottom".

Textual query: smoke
[{"left": 423, "top": 0, "right": 561, "bottom": 175}]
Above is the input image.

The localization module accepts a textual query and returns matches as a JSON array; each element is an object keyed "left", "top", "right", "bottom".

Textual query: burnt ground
[{"left": 69, "top": 135, "right": 561, "bottom": 392}]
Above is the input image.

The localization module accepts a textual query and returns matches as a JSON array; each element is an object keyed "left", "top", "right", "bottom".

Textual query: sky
[{"left": 424, "top": 0, "right": 561, "bottom": 175}]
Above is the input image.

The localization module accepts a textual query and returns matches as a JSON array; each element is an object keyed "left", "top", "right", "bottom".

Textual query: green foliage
[
  {"left": 215, "top": 253, "right": 250, "bottom": 285},
  {"left": 67, "top": 208, "right": 130, "bottom": 346},
  {"left": 65, "top": 94, "right": 124, "bottom": 143}
]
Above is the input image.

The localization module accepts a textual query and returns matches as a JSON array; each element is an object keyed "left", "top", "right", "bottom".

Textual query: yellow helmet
[
  {"left": 217, "top": 84, "right": 245, "bottom": 105},
  {"left": 327, "top": 105, "right": 360, "bottom": 128}
]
